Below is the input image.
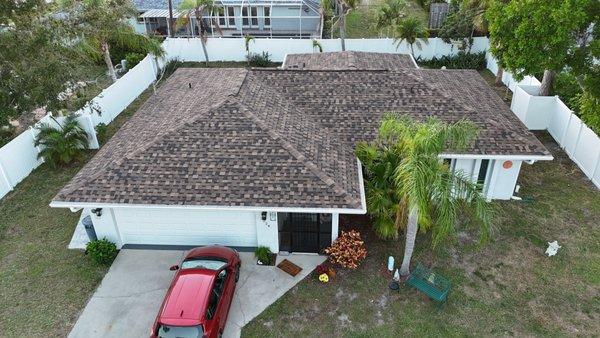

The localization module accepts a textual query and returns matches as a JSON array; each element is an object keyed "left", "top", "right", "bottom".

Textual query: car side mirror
[{"left": 169, "top": 265, "right": 179, "bottom": 271}]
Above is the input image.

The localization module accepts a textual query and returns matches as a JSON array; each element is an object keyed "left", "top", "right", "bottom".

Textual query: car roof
[{"left": 159, "top": 270, "right": 216, "bottom": 326}]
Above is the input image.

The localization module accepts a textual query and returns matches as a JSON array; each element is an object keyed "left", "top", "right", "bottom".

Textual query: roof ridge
[
  {"left": 234, "top": 99, "right": 361, "bottom": 207},
  {"left": 58, "top": 72, "right": 249, "bottom": 198}
]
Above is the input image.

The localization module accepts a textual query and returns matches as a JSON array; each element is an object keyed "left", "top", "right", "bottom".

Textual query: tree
[
  {"left": 327, "top": 0, "right": 359, "bottom": 51},
  {"left": 179, "top": 0, "right": 222, "bottom": 66},
  {"left": 356, "top": 115, "right": 491, "bottom": 276},
  {"left": 34, "top": 115, "right": 89, "bottom": 167},
  {"left": 62, "top": 0, "right": 164, "bottom": 82},
  {"left": 374, "top": 0, "right": 406, "bottom": 37},
  {"left": 438, "top": 1, "right": 475, "bottom": 52},
  {"left": 393, "top": 17, "right": 429, "bottom": 58},
  {"left": 487, "top": 0, "right": 590, "bottom": 95},
  {"left": 0, "top": 3, "right": 92, "bottom": 131}
]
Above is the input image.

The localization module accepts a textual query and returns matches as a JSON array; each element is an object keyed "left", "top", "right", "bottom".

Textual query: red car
[{"left": 150, "top": 246, "right": 241, "bottom": 338}]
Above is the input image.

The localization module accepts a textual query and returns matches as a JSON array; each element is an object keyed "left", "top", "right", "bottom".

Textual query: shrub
[
  {"left": 579, "top": 91, "right": 600, "bottom": 134},
  {"left": 95, "top": 123, "right": 108, "bottom": 145},
  {"left": 247, "top": 52, "right": 272, "bottom": 67},
  {"left": 0, "top": 125, "right": 15, "bottom": 147},
  {"left": 125, "top": 52, "right": 145, "bottom": 69},
  {"left": 324, "top": 230, "right": 367, "bottom": 269},
  {"left": 86, "top": 238, "right": 118, "bottom": 265},
  {"left": 552, "top": 72, "right": 582, "bottom": 111},
  {"left": 34, "top": 114, "right": 89, "bottom": 167},
  {"left": 418, "top": 52, "right": 487, "bottom": 70},
  {"left": 254, "top": 246, "right": 273, "bottom": 265}
]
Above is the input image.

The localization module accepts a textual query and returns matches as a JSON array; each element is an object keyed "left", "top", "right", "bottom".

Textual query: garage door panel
[{"left": 113, "top": 209, "right": 257, "bottom": 247}]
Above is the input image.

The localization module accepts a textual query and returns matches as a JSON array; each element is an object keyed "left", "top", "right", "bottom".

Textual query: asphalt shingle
[{"left": 54, "top": 52, "right": 549, "bottom": 209}]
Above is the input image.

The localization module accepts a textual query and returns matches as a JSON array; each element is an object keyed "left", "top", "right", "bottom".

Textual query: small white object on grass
[
  {"left": 545, "top": 241, "right": 561, "bottom": 257},
  {"left": 388, "top": 256, "right": 394, "bottom": 271},
  {"left": 393, "top": 269, "right": 400, "bottom": 281}
]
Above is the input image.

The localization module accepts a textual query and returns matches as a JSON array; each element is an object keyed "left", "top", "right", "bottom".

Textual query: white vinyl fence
[
  {"left": 2, "top": 37, "right": 598, "bottom": 200},
  {"left": 162, "top": 36, "right": 491, "bottom": 62},
  {"left": 489, "top": 54, "right": 600, "bottom": 189},
  {"left": 0, "top": 54, "right": 162, "bottom": 200}
]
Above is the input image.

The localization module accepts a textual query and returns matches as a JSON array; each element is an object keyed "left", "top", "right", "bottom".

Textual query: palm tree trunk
[
  {"left": 339, "top": 13, "right": 346, "bottom": 51},
  {"left": 195, "top": 9, "right": 209, "bottom": 66},
  {"left": 494, "top": 67, "right": 503, "bottom": 86},
  {"left": 410, "top": 43, "right": 415, "bottom": 59},
  {"left": 101, "top": 41, "right": 117, "bottom": 82},
  {"left": 539, "top": 69, "right": 555, "bottom": 96},
  {"left": 400, "top": 206, "right": 418, "bottom": 276}
]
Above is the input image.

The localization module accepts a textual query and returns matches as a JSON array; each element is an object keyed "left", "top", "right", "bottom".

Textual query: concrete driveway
[{"left": 69, "top": 249, "right": 325, "bottom": 338}]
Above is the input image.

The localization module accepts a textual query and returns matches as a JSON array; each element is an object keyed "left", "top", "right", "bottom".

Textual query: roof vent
[{"left": 188, "top": 82, "right": 192, "bottom": 89}]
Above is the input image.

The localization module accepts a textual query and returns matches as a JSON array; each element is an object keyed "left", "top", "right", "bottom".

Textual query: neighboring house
[
  {"left": 51, "top": 52, "right": 552, "bottom": 254},
  {"left": 132, "top": 0, "right": 323, "bottom": 38}
]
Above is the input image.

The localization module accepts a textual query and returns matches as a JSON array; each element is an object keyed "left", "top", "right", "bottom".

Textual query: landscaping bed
[{"left": 242, "top": 133, "right": 600, "bottom": 336}]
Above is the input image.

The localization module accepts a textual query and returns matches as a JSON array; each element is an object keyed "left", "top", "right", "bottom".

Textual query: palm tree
[
  {"left": 245, "top": 35, "right": 255, "bottom": 54},
  {"left": 326, "top": 0, "right": 359, "bottom": 51},
  {"left": 62, "top": 0, "right": 164, "bottom": 82},
  {"left": 393, "top": 17, "right": 429, "bottom": 58},
  {"left": 374, "top": 0, "right": 406, "bottom": 37},
  {"left": 35, "top": 115, "right": 89, "bottom": 167},
  {"left": 179, "top": 0, "right": 222, "bottom": 66},
  {"left": 356, "top": 114, "right": 491, "bottom": 276},
  {"left": 312, "top": 39, "right": 323, "bottom": 52}
]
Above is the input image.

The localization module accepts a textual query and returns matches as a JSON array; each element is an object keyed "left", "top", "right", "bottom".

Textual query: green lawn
[
  {"left": 339, "top": 0, "right": 429, "bottom": 39},
  {"left": 0, "top": 61, "right": 261, "bottom": 337},
  {"left": 243, "top": 132, "right": 600, "bottom": 336}
]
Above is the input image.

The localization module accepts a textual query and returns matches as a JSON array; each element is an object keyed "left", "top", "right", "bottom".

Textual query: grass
[
  {"left": 338, "top": 0, "right": 429, "bottom": 39},
  {"left": 243, "top": 132, "right": 600, "bottom": 336},
  {"left": 0, "top": 61, "right": 246, "bottom": 337}
]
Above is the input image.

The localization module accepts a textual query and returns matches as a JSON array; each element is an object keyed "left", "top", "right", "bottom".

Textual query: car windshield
[
  {"left": 181, "top": 258, "right": 227, "bottom": 270},
  {"left": 157, "top": 324, "right": 203, "bottom": 338}
]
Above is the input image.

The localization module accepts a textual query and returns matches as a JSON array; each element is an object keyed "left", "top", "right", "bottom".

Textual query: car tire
[{"left": 235, "top": 264, "right": 240, "bottom": 283}]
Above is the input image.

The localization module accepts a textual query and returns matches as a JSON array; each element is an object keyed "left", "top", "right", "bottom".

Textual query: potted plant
[{"left": 254, "top": 246, "right": 276, "bottom": 266}]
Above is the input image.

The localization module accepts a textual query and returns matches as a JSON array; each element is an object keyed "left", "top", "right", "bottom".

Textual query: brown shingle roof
[
  {"left": 283, "top": 51, "right": 416, "bottom": 70},
  {"left": 54, "top": 53, "right": 549, "bottom": 208}
]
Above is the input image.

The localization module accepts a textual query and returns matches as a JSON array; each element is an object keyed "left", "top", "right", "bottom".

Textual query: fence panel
[
  {"left": 90, "top": 55, "right": 158, "bottom": 127},
  {"left": 548, "top": 100, "right": 573, "bottom": 144},
  {"left": 563, "top": 115, "right": 582, "bottom": 157},
  {"left": 572, "top": 125, "right": 600, "bottom": 178},
  {"left": 0, "top": 130, "right": 41, "bottom": 199}
]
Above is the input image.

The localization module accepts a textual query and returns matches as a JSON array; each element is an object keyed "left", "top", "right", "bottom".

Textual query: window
[
  {"left": 477, "top": 159, "right": 490, "bottom": 190},
  {"left": 264, "top": 7, "right": 271, "bottom": 27},
  {"left": 227, "top": 7, "right": 235, "bottom": 26},
  {"left": 180, "top": 258, "right": 227, "bottom": 270},
  {"left": 250, "top": 6, "right": 258, "bottom": 26},
  {"left": 205, "top": 272, "right": 226, "bottom": 320},
  {"left": 158, "top": 325, "right": 203, "bottom": 338},
  {"left": 217, "top": 7, "right": 225, "bottom": 26},
  {"left": 242, "top": 7, "right": 249, "bottom": 26}
]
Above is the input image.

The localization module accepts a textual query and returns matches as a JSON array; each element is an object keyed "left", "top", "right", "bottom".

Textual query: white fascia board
[
  {"left": 50, "top": 201, "right": 367, "bottom": 214},
  {"left": 50, "top": 158, "right": 369, "bottom": 215},
  {"left": 439, "top": 153, "right": 554, "bottom": 161}
]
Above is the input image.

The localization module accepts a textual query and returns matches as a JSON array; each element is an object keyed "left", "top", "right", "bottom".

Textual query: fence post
[
  {"left": 85, "top": 114, "right": 100, "bottom": 149},
  {"left": 29, "top": 126, "right": 44, "bottom": 164},
  {"left": 0, "top": 159, "right": 13, "bottom": 190},
  {"left": 591, "top": 150, "right": 600, "bottom": 184}
]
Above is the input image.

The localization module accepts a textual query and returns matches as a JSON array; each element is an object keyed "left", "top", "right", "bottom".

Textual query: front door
[{"left": 278, "top": 213, "right": 332, "bottom": 253}]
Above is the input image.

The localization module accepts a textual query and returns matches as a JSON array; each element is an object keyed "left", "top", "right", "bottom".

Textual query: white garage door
[{"left": 113, "top": 208, "right": 258, "bottom": 247}]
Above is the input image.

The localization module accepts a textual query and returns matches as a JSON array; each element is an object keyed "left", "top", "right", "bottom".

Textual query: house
[
  {"left": 51, "top": 52, "right": 552, "bottom": 254},
  {"left": 131, "top": 0, "right": 323, "bottom": 38}
]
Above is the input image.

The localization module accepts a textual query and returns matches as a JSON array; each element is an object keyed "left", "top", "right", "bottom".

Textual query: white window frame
[
  {"left": 227, "top": 7, "right": 235, "bottom": 27},
  {"left": 241, "top": 6, "right": 249, "bottom": 27}
]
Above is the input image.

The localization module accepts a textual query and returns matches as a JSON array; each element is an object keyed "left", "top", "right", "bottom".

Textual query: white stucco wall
[
  {"left": 255, "top": 211, "right": 279, "bottom": 252},
  {"left": 451, "top": 158, "right": 524, "bottom": 201}
]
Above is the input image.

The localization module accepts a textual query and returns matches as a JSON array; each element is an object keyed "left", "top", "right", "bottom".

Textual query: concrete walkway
[{"left": 69, "top": 249, "right": 325, "bottom": 338}]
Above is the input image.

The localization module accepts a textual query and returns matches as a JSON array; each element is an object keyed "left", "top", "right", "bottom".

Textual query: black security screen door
[{"left": 278, "top": 213, "right": 332, "bottom": 253}]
